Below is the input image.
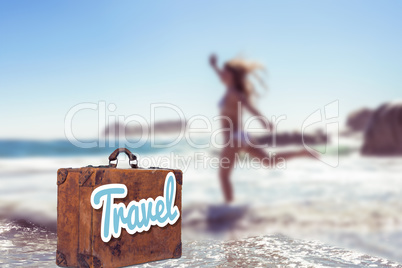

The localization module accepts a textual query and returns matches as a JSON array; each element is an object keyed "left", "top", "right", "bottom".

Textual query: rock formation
[
  {"left": 346, "top": 107, "right": 373, "bottom": 132},
  {"left": 361, "top": 101, "right": 402, "bottom": 156}
]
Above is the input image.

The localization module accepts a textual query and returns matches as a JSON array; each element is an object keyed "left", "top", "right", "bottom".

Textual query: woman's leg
[{"left": 219, "top": 146, "right": 237, "bottom": 203}]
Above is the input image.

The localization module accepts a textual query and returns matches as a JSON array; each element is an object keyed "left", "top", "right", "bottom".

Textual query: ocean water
[{"left": 0, "top": 138, "right": 402, "bottom": 267}]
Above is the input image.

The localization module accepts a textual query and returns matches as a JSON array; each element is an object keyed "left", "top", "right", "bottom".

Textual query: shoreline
[{"left": 1, "top": 218, "right": 401, "bottom": 267}]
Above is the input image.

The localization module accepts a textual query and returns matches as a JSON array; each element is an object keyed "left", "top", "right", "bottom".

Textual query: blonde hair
[{"left": 224, "top": 58, "right": 266, "bottom": 99}]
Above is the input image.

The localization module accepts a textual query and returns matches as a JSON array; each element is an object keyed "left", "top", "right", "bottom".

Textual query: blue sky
[{"left": 1, "top": 1, "right": 401, "bottom": 139}]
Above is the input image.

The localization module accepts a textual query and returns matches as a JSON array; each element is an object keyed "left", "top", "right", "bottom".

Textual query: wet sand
[{"left": 1, "top": 218, "right": 402, "bottom": 267}]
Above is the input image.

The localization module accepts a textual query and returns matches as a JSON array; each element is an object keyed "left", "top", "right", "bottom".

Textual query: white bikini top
[{"left": 218, "top": 94, "right": 227, "bottom": 110}]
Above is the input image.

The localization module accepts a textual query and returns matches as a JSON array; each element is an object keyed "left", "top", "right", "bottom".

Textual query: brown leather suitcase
[{"left": 56, "top": 148, "right": 182, "bottom": 268}]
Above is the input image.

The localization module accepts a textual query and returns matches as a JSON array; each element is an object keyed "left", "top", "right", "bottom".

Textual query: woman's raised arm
[{"left": 209, "top": 54, "right": 225, "bottom": 80}]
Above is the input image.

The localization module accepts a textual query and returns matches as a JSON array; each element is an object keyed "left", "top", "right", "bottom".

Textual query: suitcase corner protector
[
  {"left": 57, "top": 169, "right": 69, "bottom": 185},
  {"left": 173, "top": 170, "right": 183, "bottom": 185},
  {"left": 56, "top": 250, "right": 68, "bottom": 266},
  {"left": 173, "top": 241, "right": 182, "bottom": 258}
]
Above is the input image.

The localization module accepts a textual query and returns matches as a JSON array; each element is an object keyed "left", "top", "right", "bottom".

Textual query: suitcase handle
[{"left": 108, "top": 148, "right": 138, "bottom": 168}]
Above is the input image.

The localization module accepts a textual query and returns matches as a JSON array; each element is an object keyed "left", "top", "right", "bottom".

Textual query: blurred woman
[{"left": 210, "top": 54, "right": 312, "bottom": 203}]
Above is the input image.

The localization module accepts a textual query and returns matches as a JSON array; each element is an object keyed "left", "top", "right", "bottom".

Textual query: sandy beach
[{"left": 2, "top": 218, "right": 401, "bottom": 267}]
